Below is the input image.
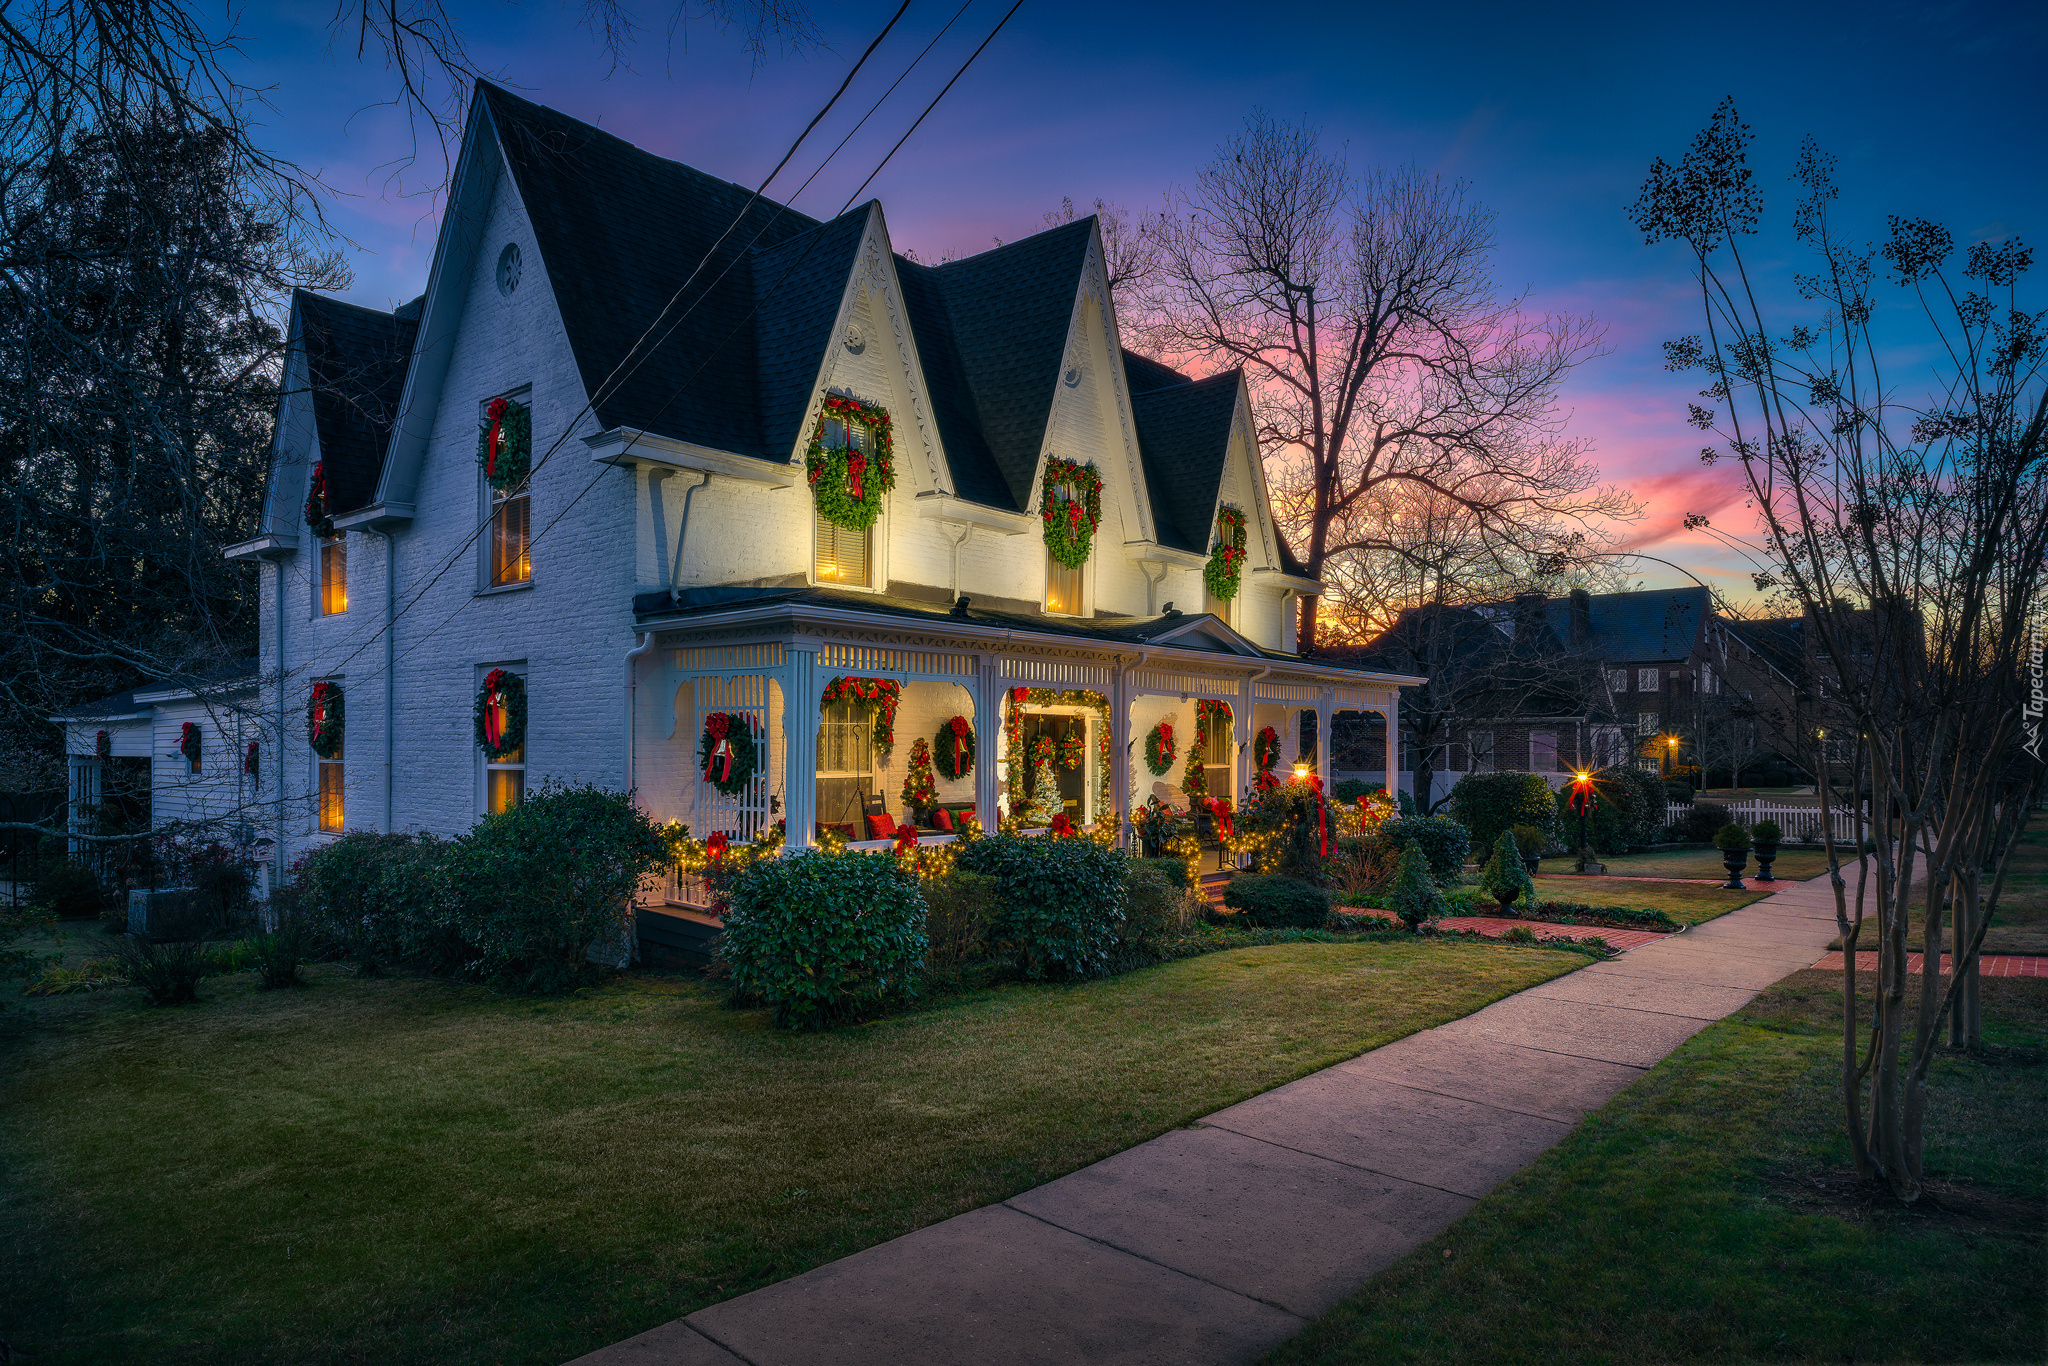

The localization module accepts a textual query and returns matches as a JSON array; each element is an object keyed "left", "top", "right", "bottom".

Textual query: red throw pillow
[
  {"left": 865, "top": 812, "right": 898, "bottom": 841},
  {"left": 933, "top": 808, "right": 954, "bottom": 831}
]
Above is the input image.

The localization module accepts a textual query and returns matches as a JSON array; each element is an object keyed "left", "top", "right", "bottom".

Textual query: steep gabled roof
[
  {"left": 753, "top": 210, "right": 877, "bottom": 458},
  {"left": 1129, "top": 371, "right": 1240, "bottom": 553},
  {"left": 1549, "top": 586, "right": 1709, "bottom": 663},
  {"left": 297, "top": 291, "right": 417, "bottom": 514}
]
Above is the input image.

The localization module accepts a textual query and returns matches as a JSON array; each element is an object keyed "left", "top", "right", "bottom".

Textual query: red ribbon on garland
[
  {"left": 703, "top": 712, "right": 735, "bottom": 783},
  {"left": 481, "top": 668, "right": 507, "bottom": 749},
  {"left": 846, "top": 450, "right": 866, "bottom": 501},
  {"left": 948, "top": 715, "right": 970, "bottom": 777},
  {"left": 895, "top": 823, "right": 920, "bottom": 853},
  {"left": 1207, "top": 797, "right": 1234, "bottom": 841},
  {"left": 1049, "top": 812, "right": 1076, "bottom": 837},
  {"left": 484, "top": 398, "right": 508, "bottom": 478}
]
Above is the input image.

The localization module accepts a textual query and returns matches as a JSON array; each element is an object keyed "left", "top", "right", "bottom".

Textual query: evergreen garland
[
  {"left": 474, "top": 669, "right": 528, "bottom": 759},
  {"left": 820, "top": 676, "right": 900, "bottom": 755},
  {"left": 477, "top": 396, "right": 533, "bottom": 489},
  {"left": 1203, "top": 504, "right": 1248, "bottom": 601},
  {"left": 1003, "top": 688, "right": 1112, "bottom": 820},
  {"left": 805, "top": 395, "right": 896, "bottom": 530},
  {"left": 1039, "top": 457, "right": 1104, "bottom": 568}
]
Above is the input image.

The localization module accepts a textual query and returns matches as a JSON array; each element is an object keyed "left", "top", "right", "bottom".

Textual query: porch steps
[{"left": 637, "top": 904, "right": 722, "bottom": 969}]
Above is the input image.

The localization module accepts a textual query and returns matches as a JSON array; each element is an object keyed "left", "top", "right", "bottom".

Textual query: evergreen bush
[
  {"left": 1751, "top": 819, "right": 1782, "bottom": 843},
  {"left": 1379, "top": 816, "right": 1469, "bottom": 885},
  {"left": 1449, "top": 771, "right": 1560, "bottom": 856},
  {"left": 1389, "top": 842, "right": 1447, "bottom": 933},
  {"left": 1676, "top": 801, "right": 1731, "bottom": 844},
  {"left": 922, "top": 869, "right": 1000, "bottom": 970},
  {"left": 31, "top": 863, "right": 108, "bottom": 920},
  {"left": 1713, "top": 822, "right": 1752, "bottom": 852},
  {"left": 1223, "top": 873, "right": 1331, "bottom": 929},
  {"left": 1120, "top": 859, "right": 1199, "bottom": 955},
  {"left": 718, "top": 850, "right": 929, "bottom": 1028},
  {"left": 1479, "top": 829, "right": 1536, "bottom": 911},
  {"left": 957, "top": 832, "right": 1130, "bottom": 979}
]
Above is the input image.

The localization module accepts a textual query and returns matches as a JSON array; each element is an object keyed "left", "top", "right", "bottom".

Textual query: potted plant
[
  {"left": 1480, "top": 829, "right": 1537, "bottom": 916},
  {"left": 1713, "top": 822, "right": 1752, "bottom": 889},
  {"left": 1750, "top": 819, "right": 1782, "bottom": 882},
  {"left": 1511, "top": 823, "right": 1545, "bottom": 875},
  {"left": 1390, "top": 840, "right": 1447, "bottom": 934}
]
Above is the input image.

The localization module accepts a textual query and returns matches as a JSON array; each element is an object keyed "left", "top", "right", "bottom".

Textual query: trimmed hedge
[
  {"left": 1449, "top": 771, "right": 1559, "bottom": 857},
  {"left": 1224, "top": 874, "right": 1331, "bottom": 929},
  {"left": 1389, "top": 843, "right": 1447, "bottom": 931},
  {"left": 957, "top": 832, "right": 1130, "bottom": 979},
  {"left": 718, "top": 850, "right": 929, "bottom": 1028},
  {"left": 1378, "top": 816, "right": 1469, "bottom": 886}
]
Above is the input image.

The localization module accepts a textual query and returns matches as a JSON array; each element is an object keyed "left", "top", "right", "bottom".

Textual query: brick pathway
[{"left": 1809, "top": 950, "right": 2047, "bottom": 978}]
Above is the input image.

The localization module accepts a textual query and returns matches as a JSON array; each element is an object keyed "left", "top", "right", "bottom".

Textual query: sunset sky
[{"left": 235, "top": 0, "right": 2044, "bottom": 601}]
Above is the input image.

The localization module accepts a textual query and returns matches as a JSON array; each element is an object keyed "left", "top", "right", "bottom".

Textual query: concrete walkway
[{"left": 569, "top": 872, "right": 1845, "bottom": 1366}]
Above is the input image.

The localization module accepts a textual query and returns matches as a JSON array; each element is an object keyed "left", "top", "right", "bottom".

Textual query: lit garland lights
[{"left": 1004, "top": 687, "right": 1112, "bottom": 821}]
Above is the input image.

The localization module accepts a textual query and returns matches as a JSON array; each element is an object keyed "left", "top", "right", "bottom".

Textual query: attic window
[{"left": 496, "top": 243, "right": 522, "bottom": 297}]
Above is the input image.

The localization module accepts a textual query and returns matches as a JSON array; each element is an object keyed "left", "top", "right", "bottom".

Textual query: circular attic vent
[{"left": 496, "top": 242, "right": 523, "bottom": 297}]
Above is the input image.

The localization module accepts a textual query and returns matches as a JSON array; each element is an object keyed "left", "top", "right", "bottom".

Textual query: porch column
[
  {"left": 1109, "top": 662, "right": 1131, "bottom": 844},
  {"left": 1234, "top": 675, "right": 1255, "bottom": 805},
  {"left": 67, "top": 755, "right": 98, "bottom": 860},
  {"left": 973, "top": 656, "right": 1004, "bottom": 829},
  {"left": 1386, "top": 690, "right": 1401, "bottom": 801},
  {"left": 1316, "top": 687, "right": 1334, "bottom": 783},
  {"left": 781, "top": 647, "right": 819, "bottom": 852}
]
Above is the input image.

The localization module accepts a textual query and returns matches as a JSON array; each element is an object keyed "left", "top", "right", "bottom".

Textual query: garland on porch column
[
  {"left": 1039, "top": 458, "right": 1104, "bottom": 568},
  {"left": 477, "top": 395, "right": 533, "bottom": 489},
  {"left": 474, "top": 669, "right": 528, "bottom": 760},
  {"left": 697, "top": 712, "right": 759, "bottom": 798},
  {"left": 936, "top": 716, "right": 975, "bottom": 779},
  {"left": 820, "top": 676, "right": 901, "bottom": 756},
  {"left": 805, "top": 395, "right": 896, "bottom": 530},
  {"left": 1203, "top": 504, "right": 1248, "bottom": 602},
  {"left": 307, "top": 682, "right": 344, "bottom": 758},
  {"left": 1003, "top": 687, "right": 1111, "bottom": 819}
]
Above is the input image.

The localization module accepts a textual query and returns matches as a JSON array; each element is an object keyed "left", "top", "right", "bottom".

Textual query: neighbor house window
[
  {"left": 1529, "top": 730, "right": 1557, "bottom": 773},
  {"left": 813, "top": 413, "right": 874, "bottom": 588},
  {"left": 1468, "top": 731, "right": 1494, "bottom": 773},
  {"left": 318, "top": 734, "right": 344, "bottom": 833},
  {"left": 1637, "top": 712, "right": 1659, "bottom": 738},
  {"left": 320, "top": 534, "right": 348, "bottom": 614},
  {"left": 1637, "top": 667, "right": 1660, "bottom": 692},
  {"left": 489, "top": 480, "right": 530, "bottom": 586},
  {"left": 1605, "top": 668, "right": 1627, "bottom": 694}
]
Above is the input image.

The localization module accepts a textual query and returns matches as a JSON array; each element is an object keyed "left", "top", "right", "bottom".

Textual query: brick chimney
[
  {"left": 1513, "top": 590, "right": 1547, "bottom": 643},
  {"left": 1569, "top": 588, "right": 1591, "bottom": 647}
]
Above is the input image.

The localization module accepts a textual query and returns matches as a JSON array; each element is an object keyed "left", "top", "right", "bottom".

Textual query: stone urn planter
[
  {"left": 1520, "top": 854, "right": 1541, "bottom": 876},
  {"left": 1493, "top": 891, "right": 1522, "bottom": 918},
  {"left": 1720, "top": 849, "right": 1749, "bottom": 889},
  {"left": 1752, "top": 840, "right": 1780, "bottom": 882}
]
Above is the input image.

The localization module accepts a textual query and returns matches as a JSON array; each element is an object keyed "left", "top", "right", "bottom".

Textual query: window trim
[
  {"left": 317, "top": 533, "right": 349, "bottom": 616},
  {"left": 808, "top": 412, "right": 885, "bottom": 592},
  {"left": 479, "top": 385, "right": 534, "bottom": 590}
]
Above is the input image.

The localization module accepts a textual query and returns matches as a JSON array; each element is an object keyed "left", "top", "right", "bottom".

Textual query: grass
[
  {"left": 0, "top": 934, "right": 1577, "bottom": 1366},
  {"left": 1527, "top": 876, "right": 1764, "bottom": 926},
  {"left": 1266, "top": 969, "right": 2048, "bottom": 1365},
  {"left": 1576, "top": 845, "right": 1838, "bottom": 882},
  {"left": 1985, "top": 819, "right": 2048, "bottom": 955}
]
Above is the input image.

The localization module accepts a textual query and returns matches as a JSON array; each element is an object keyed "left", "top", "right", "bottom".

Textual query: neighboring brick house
[{"left": 53, "top": 81, "right": 1415, "bottom": 886}]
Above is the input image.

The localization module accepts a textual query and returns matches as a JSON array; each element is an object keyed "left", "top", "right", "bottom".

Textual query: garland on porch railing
[
  {"left": 1204, "top": 504, "right": 1248, "bottom": 602},
  {"left": 805, "top": 395, "right": 896, "bottom": 530},
  {"left": 474, "top": 669, "right": 528, "bottom": 760},
  {"left": 307, "top": 682, "right": 344, "bottom": 758},
  {"left": 1003, "top": 687, "right": 1111, "bottom": 820},
  {"left": 304, "top": 460, "right": 334, "bottom": 537},
  {"left": 697, "top": 712, "right": 759, "bottom": 798},
  {"left": 179, "top": 721, "right": 202, "bottom": 768},
  {"left": 1039, "top": 457, "right": 1104, "bottom": 569},
  {"left": 477, "top": 395, "right": 533, "bottom": 489},
  {"left": 936, "top": 716, "right": 975, "bottom": 779},
  {"left": 1143, "top": 721, "right": 1176, "bottom": 776},
  {"left": 820, "top": 676, "right": 901, "bottom": 755}
]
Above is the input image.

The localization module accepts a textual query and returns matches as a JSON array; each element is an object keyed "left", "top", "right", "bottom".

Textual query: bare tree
[
  {"left": 1633, "top": 99, "right": 2048, "bottom": 1201},
  {"left": 1131, "top": 112, "right": 1634, "bottom": 648},
  {"left": 1043, "top": 196, "right": 1164, "bottom": 309}
]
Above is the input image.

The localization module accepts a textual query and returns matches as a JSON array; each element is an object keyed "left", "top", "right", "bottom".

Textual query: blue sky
[{"left": 234, "top": 0, "right": 2046, "bottom": 597}]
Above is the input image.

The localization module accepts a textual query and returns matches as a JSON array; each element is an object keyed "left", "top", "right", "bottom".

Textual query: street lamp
[
  {"left": 1292, "top": 761, "right": 1312, "bottom": 783},
  {"left": 1569, "top": 770, "right": 1596, "bottom": 871}
]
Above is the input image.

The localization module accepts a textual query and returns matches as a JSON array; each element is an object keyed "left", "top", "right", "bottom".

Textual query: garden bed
[{"left": 0, "top": 936, "right": 1579, "bottom": 1366}]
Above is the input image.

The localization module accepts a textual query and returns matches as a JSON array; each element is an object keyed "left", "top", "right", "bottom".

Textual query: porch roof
[{"left": 630, "top": 585, "right": 1425, "bottom": 690}]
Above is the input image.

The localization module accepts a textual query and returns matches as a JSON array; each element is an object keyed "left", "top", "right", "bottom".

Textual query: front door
[{"left": 1021, "top": 713, "right": 1086, "bottom": 822}]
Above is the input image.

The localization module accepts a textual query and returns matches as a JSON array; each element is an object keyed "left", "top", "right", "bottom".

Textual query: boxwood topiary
[
  {"left": 1751, "top": 819, "right": 1782, "bottom": 843},
  {"left": 718, "top": 850, "right": 930, "bottom": 1028},
  {"left": 1223, "top": 873, "right": 1331, "bottom": 929},
  {"left": 1713, "top": 822, "right": 1752, "bottom": 852},
  {"left": 1479, "top": 829, "right": 1536, "bottom": 911},
  {"left": 1449, "top": 771, "right": 1559, "bottom": 858},
  {"left": 1388, "top": 843, "right": 1447, "bottom": 933},
  {"left": 957, "top": 832, "right": 1130, "bottom": 979}
]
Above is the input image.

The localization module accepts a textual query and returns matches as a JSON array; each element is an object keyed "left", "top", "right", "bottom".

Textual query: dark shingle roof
[
  {"left": 1122, "top": 348, "right": 1191, "bottom": 394},
  {"left": 298, "top": 292, "right": 417, "bottom": 514},
  {"left": 1546, "top": 586, "right": 1709, "bottom": 663},
  {"left": 1130, "top": 371, "right": 1240, "bottom": 553}
]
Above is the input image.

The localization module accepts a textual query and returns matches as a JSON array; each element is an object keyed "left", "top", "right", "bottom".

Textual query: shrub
[
  {"left": 1224, "top": 874, "right": 1331, "bottom": 929},
  {"left": 446, "top": 782, "right": 666, "bottom": 993},
  {"left": 1674, "top": 801, "right": 1731, "bottom": 843},
  {"left": 114, "top": 934, "right": 215, "bottom": 1005},
  {"left": 1326, "top": 832, "right": 1401, "bottom": 898},
  {"left": 1479, "top": 829, "right": 1536, "bottom": 910},
  {"left": 1134, "top": 855, "right": 1196, "bottom": 891},
  {"left": 1396, "top": 788, "right": 1418, "bottom": 818},
  {"left": 1511, "top": 823, "right": 1545, "bottom": 857},
  {"left": 922, "top": 869, "right": 1000, "bottom": 970},
  {"left": 1389, "top": 842, "right": 1447, "bottom": 933},
  {"left": 1379, "top": 816, "right": 1468, "bottom": 886},
  {"left": 298, "top": 831, "right": 449, "bottom": 975},
  {"left": 32, "top": 863, "right": 108, "bottom": 920},
  {"left": 1121, "top": 859, "right": 1199, "bottom": 955},
  {"left": 1449, "top": 772, "right": 1559, "bottom": 856},
  {"left": 1240, "top": 783, "right": 1337, "bottom": 880},
  {"left": 1713, "top": 822, "right": 1752, "bottom": 852},
  {"left": 718, "top": 850, "right": 929, "bottom": 1028},
  {"left": 1752, "top": 819, "right": 1783, "bottom": 843},
  {"left": 1531, "top": 900, "right": 1680, "bottom": 930},
  {"left": 958, "top": 832, "right": 1129, "bottom": 979},
  {"left": 1332, "top": 779, "right": 1371, "bottom": 803},
  {"left": 246, "top": 891, "right": 312, "bottom": 989}
]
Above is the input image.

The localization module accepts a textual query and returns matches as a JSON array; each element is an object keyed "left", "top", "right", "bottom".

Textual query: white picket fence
[{"left": 1668, "top": 799, "right": 1864, "bottom": 843}]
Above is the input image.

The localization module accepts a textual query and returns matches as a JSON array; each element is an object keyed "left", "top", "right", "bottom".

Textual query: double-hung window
[
  {"left": 483, "top": 676, "right": 525, "bottom": 814},
  {"left": 813, "top": 415, "right": 873, "bottom": 588},
  {"left": 319, "top": 534, "right": 348, "bottom": 614},
  {"left": 318, "top": 732, "right": 344, "bottom": 833},
  {"left": 1529, "top": 730, "right": 1557, "bottom": 773},
  {"left": 1043, "top": 483, "right": 1085, "bottom": 616},
  {"left": 1467, "top": 731, "right": 1494, "bottom": 773},
  {"left": 490, "top": 481, "right": 530, "bottom": 586}
]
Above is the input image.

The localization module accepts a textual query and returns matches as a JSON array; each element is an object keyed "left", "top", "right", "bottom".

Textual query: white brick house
[{"left": 62, "top": 83, "right": 1418, "bottom": 891}]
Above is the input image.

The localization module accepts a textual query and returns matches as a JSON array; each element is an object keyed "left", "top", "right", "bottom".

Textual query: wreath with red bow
[
  {"left": 179, "top": 721, "right": 202, "bottom": 768},
  {"left": 95, "top": 729, "right": 111, "bottom": 760},
  {"left": 1056, "top": 730, "right": 1086, "bottom": 770},
  {"left": 244, "top": 740, "right": 260, "bottom": 777},
  {"left": 474, "top": 669, "right": 528, "bottom": 760},
  {"left": 936, "top": 715, "right": 975, "bottom": 779},
  {"left": 806, "top": 394, "right": 896, "bottom": 530},
  {"left": 307, "top": 682, "right": 344, "bottom": 758},
  {"left": 1203, "top": 504, "right": 1248, "bottom": 602},
  {"left": 697, "top": 713, "right": 760, "bottom": 797},
  {"left": 304, "top": 461, "right": 334, "bottom": 537},
  {"left": 477, "top": 395, "right": 533, "bottom": 489},
  {"left": 1207, "top": 796, "right": 1235, "bottom": 841},
  {"left": 1144, "top": 721, "right": 1177, "bottom": 776},
  {"left": 820, "top": 676, "right": 900, "bottom": 755},
  {"left": 1040, "top": 457, "right": 1104, "bottom": 569},
  {"left": 1254, "top": 725, "right": 1280, "bottom": 774}
]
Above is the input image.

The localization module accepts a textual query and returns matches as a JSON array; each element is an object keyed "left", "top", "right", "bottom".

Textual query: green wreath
[
  {"left": 1040, "top": 457, "right": 1104, "bottom": 569},
  {"left": 1204, "top": 504, "right": 1248, "bottom": 602},
  {"left": 1144, "top": 721, "right": 1177, "bottom": 776},
  {"left": 1254, "top": 725, "right": 1281, "bottom": 773},
  {"left": 697, "top": 712, "right": 759, "bottom": 798},
  {"left": 1057, "top": 730, "right": 1085, "bottom": 770},
  {"left": 805, "top": 394, "right": 896, "bottom": 530},
  {"left": 304, "top": 461, "right": 335, "bottom": 537},
  {"left": 307, "top": 681, "right": 344, "bottom": 759},
  {"left": 477, "top": 396, "right": 533, "bottom": 489},
  {"left": 936, "top": 716, "right": 976, "bottom": 779},
  {"left": 474, "top": 669, "right": 528, "bottom": 760}
]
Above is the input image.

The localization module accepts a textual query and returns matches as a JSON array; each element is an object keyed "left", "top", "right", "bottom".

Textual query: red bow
[
  {"left": 1012, "top": 687, "right": 1029, "bottom": 702},
  {"left": 846, "top": 450, "right": 866, "bottom": 502},
  {"left": 1208, "top": 797, "right": 1234, "bottom": 841},
  {"left": 895, "top": 823, "right": 920, "bottom": 853},
  {"left": 706, "top": 832, "right": 729, "bottom": 862},
  {"left": 311, "top": 681, "right": 330, "bottom": 726},
  {"left": 1049, "top": 812, "right": 1075, "bottom": 837},
  {"left": 703, "top": 713, "right": 735, "bottom": 783},
  {"left": 485, "top": 397, "right": 508, "bottom": 478},
  {"left": 482, "top": 668, "right": 507, "bottom": 748},
  {"left": 948, "top": 716, "right": 970, "bottom": 776}
]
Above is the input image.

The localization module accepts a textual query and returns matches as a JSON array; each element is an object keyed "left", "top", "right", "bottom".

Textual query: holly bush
[
  {"left": 957, "top": 831, "right": 1129, "bottom": 979},
  {"left": 718, "top": 850, "right": 929, "bottom": 1029}
]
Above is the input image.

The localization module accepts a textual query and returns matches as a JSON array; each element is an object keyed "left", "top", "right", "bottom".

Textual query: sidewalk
[{"left": 569, "top": 871, "right": 1843, "bottom": 1366}]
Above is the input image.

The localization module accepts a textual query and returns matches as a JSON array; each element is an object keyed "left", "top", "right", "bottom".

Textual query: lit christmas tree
[
  {"left": 901, "top": 737, "right": 938, "bottom": 812},
  {"left": 1025, "top": 736, "right": 1064, "bottom": 825}
]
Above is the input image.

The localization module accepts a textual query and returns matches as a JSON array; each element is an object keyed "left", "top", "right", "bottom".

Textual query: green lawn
[
  {"left": 1986, "top": 819, "right": 2048, "bottom": 955},
  {"left": 1529, "top": 875, "right": 1765, "bottom": 926},
  {"left": 0, "top": 934, "right": 1577, "bottom": 1366},
  {"left": 1267, "top": 970, "right": 2048, "bottom": 1365},
  {"left": 1574, "top": 845, "right": 1838, "bottom": 882}
]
